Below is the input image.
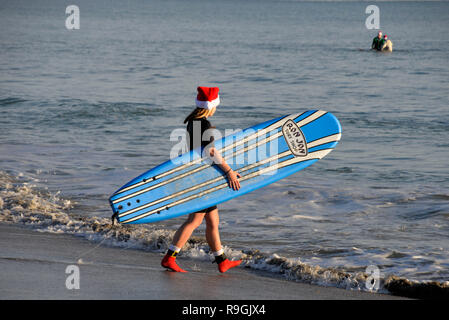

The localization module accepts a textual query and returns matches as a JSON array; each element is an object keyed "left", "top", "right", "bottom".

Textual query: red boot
[
  {"left": 218, "top": 259, "right": 242, "bottom": 273},
  {"left": 161, "top": 254, "right": 188, "bottom": 272}
]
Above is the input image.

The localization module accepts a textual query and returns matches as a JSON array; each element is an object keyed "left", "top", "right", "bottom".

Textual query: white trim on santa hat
[{"left": 195, "top": 95, "right": 220, "bottom": 110}]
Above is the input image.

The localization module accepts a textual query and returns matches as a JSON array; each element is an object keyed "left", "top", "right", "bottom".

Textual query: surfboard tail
[{"left": 109, "top": 198, "right": 120, "bottom": 225}]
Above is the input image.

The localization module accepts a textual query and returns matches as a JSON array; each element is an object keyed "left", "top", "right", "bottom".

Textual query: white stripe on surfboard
[
  {"left": 117, "top": 131, "right": 339, "bottom": 217},
  {"left": 121, "top": 148, "right": 332, "bottom": 224},
  {"left": 118, "top": 150, "right": 291, "bottom": 218},
  {"left": 112, "top": 110, "right": 327, "bottom": 203},
  {"left": 113, "top": 129, "right": 284, "bottom": 205},
  {"left": 307, "top": 133, "right": 341, "bottom": 148},
  {"left": 111, "top": 113, "right": 296, "bottom": 197}
]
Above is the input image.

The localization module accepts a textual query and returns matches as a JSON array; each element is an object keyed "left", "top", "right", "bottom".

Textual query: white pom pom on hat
[{"left": 195, "top": 86, "right": 220, "bottom": 110}]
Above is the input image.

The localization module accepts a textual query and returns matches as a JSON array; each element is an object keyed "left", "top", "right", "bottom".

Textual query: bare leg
[
  {"left": 161, "top": 212, "right": 205, "bottom": 272},
  {"left": 204, "top": 208, "right": 242, "bottom": 273},
  {"left": 172, "top": 211, "right": 205, "bottom": 249},
  {"left": 205, "top": 208, "right": 222, "bottom": 252}
]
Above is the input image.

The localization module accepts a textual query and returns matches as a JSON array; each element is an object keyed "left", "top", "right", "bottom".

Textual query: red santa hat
[
  {"left": 196, "top": 86, "right": 220, "bottom": 110},
  {"left": 384, "top": 34, "right": 388, "bottom": 39}
]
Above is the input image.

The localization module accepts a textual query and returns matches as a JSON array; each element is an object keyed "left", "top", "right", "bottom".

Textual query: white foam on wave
[
  {"left": 1, "top": 170, "right": 448, "bottom": 298},
  {"left": 0, "top": 170, "right": 377, "bottom": 292}
]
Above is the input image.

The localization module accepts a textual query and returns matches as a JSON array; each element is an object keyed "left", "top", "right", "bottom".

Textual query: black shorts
[{"left": 194, "top": 205, "right": 217, "bottom": 214}]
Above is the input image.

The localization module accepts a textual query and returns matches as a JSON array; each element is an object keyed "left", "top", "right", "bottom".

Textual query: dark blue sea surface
[{"left": 1, "top": 0, "right": 448, "bottom": 289}]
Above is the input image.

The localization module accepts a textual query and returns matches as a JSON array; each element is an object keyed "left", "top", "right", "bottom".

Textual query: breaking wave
[{"left": 1, "top": 170, "right": 448, "bottom": 299}]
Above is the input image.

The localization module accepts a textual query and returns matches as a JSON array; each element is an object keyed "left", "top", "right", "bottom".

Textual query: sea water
[{"left": 1, "top": 0, "right": 448, "bottom": 294}]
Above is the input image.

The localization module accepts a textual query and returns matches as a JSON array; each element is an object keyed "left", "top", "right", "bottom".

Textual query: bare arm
[{"left": 209, "top": 147, "right": 241, "bottom": 191}]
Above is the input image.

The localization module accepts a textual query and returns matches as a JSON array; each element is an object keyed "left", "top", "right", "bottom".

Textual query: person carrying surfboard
[
  {"left": 380, "top": 34, "right": 393, "bottom": 52},
  {"left": 161, "top": 86, "right": 243, "bottom": 273}
]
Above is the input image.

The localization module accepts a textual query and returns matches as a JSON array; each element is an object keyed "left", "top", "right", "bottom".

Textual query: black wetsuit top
[
  {"left": 372, "top": 37, "right": 381, "bottom": 50},
  {"left": 186, "top": 118, "right": 215, "bottom": 151},
  {"left": 186, "top": 118, "right": 217, "bottom": 213}
]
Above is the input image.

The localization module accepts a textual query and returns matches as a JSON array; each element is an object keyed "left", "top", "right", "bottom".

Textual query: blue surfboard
[{"left": 110, "top": 110, "right": 341, "bottom": 224}]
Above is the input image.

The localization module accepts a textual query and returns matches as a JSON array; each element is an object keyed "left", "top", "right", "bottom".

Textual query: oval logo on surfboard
[{"left": 282, "top": 120, "right": 308, "bottom": 157}]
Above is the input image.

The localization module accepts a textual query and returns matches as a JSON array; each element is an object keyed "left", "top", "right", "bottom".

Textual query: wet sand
[{"left": 0, "top": 223, "right": 405, "bottom": 300}]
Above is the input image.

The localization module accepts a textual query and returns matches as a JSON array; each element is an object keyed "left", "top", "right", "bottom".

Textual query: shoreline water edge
[{"left": 1, "top": 170, "right": 447, "bottom": 299}]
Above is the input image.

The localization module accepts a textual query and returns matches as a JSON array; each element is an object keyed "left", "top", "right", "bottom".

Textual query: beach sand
[{"left": 0, "top": 223, "right": 405, "bottom": 300}]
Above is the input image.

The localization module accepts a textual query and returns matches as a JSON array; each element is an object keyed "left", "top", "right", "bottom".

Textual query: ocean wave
[
  {"left": 51, "top": 101, "right": 166, "bottom": 121},
  {"left": 0, "top": 97, "right": 28, "bottom": 106},
  {"left": 1, "top": 170, "right": 448, "bottom": 299},
  {"left": 342, "top": 113, "right": 449, "bottom": 134},
  {"left": 0, "top": 98, "right": 166, "bottom": 124}
]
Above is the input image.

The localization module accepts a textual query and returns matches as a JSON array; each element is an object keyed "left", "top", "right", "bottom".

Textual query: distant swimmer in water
[
  {"left": 371, "top": 31, "right": 383, "bottom": 51},
  {"left": 380, "top": 34, "right": 393, "bottom": 52},
  {"left": 371, "top": 31, "right": 393, "bottom": 52}
]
